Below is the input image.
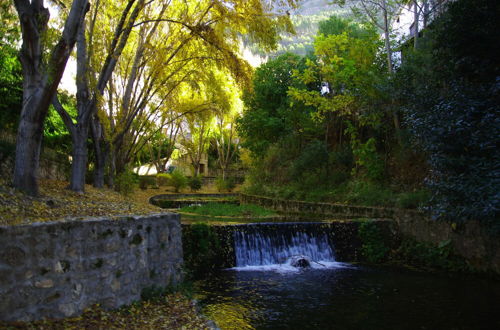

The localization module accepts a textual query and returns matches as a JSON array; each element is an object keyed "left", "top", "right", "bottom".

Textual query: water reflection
[{"left": 195, "top": 266, "right": 500, "bottom": 330}]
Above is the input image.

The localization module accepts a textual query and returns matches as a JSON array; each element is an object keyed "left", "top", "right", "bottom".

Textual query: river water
[{"left": 195, "top": 265, "right": 500, "bottom": 329}]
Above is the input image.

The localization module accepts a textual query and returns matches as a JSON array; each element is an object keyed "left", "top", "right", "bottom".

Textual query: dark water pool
[{"left": 195, "top": 266, "right": 500, "bottom": 330}]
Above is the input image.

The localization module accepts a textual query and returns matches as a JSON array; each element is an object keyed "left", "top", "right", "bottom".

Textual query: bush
[
  {"left": 139, "top": 176, "right": 155, "bottom": 190},
  {"left": 396, "top": 238, "right": 470, "bottom": 272},
  {"left": 216, "top": 177, "right": 236, "bottom": 192},
  {"left": 115, "top": 170, "right": 136, "bottom": 197},
  {"left": 188, "top": 176, "right": 203, "bottom": 192},
  {"left": 396, "top": 189, "right": 431, "bottom": 209},
  {"left": 346, "top": 180, "right": 395, "bottom": 207},
  {"left": 169, "top": 170, "right": 187, "bottom": 193},
  {"left": 156, "top": 173, "right": 170, "bottom": 187}
]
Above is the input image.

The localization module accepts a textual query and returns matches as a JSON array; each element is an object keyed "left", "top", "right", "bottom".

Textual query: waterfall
[{"left": 232, "top": 223, "right": 341, "bottom": 270}]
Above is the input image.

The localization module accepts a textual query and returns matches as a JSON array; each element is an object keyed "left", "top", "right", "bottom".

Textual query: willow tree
[{"left": 12, "top": 0, "right": 89, "bottom": 195}]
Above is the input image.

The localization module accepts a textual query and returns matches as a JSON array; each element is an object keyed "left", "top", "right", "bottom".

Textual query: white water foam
[
  {"left": 231, "top": 260, "right": 352, "bottom": 273},
  {"left": 232, "top": 226, "right": 352, "bottom": 273}
]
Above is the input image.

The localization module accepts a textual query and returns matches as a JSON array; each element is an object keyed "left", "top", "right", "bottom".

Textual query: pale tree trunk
[
  {"left": 13, "top": 0, "right": 89, "bottom": 195},
  {"left": 69, "top": 126, "right": 88, "bottom": 191},
  {"left": 413, "top": 0, "right": 420, "bottom": 49},
  {"left": 91, "top": 115, "right": 107, "bottom": 188},
  {"left": 381, "top": 0, "right": 394, "bottom": 74},
  {"left": 108, "top": 149, "right": 116, "bottom": 188}
]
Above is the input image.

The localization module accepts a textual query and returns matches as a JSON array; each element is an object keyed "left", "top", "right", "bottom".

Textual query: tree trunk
[
  {"left": 13, "top": 102, "right": 45, "bottom": 195},
  {"left": 413, "top": 0, "right": 419, "bottom": 49},
  {"left": 12, "top": 0, "right": 89, "bottom": 195},
  {"left": 108, "top": 150, "right": 116, "bottom": 188},
  {"left": 381, "top": 0, "right": 393, "bottom": 74},
  {"left": 91, "top": 115, "right": 106, "bottom": 188},
  {"left": 69, "top": 126, "right": 88, "bottom": 192}
]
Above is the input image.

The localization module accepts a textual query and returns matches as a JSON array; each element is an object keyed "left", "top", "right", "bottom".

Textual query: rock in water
[{"left": 290, "top": 256, "right": 311, "bottom": 268}]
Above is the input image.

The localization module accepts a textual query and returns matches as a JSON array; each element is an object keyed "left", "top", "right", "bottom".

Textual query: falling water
[{"left": 232, "top": 223, "right": 340, "bottom": 270}]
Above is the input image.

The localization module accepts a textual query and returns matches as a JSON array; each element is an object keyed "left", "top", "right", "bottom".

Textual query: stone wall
[
  {"left": 0, "top": 213, "right": 183, "bottom": 322},
  {"left": 241, "top": 194, "right": 500, "bottom": 275},
  {"left": 240, "top": 193, "right": 396, "bottom": 219},
  {"left": 395, "top": 210, "right": 500, "bottom": 275}
]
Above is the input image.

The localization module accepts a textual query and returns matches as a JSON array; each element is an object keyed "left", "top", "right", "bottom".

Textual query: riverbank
[
  {"left": 0, "top": 292, "right": 211, "bottom": 329},
  {"left": 0, "top": 179, "right": 165, "bottom": 226},
  {"left": 0, "top": 179, "right": 211, "bottom": 327}
]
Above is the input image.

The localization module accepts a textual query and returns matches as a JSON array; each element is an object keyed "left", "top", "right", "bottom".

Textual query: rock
[
  {"left": 35, "top": 279, "right": 54, "bottom": 288},
  {"left": 290, "top": 256, "right": 311, "bottom": 268}
]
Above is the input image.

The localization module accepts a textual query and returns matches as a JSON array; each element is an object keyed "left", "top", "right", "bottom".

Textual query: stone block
[{"left": 35, "top": 279, "right": 54, "bottom": 288}]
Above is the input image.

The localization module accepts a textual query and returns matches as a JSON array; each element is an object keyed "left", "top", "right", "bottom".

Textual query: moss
[
  {"left": 358, "top": 221, "right": 390, "bottom": 263},
  {"left": 182, "top": 223, "right": 222, "bottom": 279},
  {"left": 395, "top": 238, "right": 472, "bottom": 272}
]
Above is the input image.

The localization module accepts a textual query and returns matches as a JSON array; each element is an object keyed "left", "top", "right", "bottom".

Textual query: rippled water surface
[{"left": 195, "top": 266, "right": 500, "bottom": 330}]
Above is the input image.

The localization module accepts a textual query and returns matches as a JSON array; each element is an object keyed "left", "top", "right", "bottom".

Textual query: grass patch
[{"left": 180, "top": 202, "right": 276, "bottom": 217}]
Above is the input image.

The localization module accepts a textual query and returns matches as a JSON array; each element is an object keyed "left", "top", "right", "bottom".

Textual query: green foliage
[
  {"left": 182, "top": 223, "right": 221, "bottom": 279},
  {"left": 156, "top": 173, "right": 170, "bottom": 187},
  {"left": 237, "top": 53, "right": 316, "bottom": 157},
  {"left": 397, "top": 0, "right": 500, "bottom": 224},
  {"left": 0, "top": 44, "right": 22, "bottom": 133},
  {"left": 358, "top": 221, "right": 389, "bottom": 263},
  {"left": 43, "top": 91, "right": 76, "bottom": 156},
  {"left": 396, "top": 238, "right": 471, "bottom": 272},
  {"left": 290, "top": 140, "right": 329, "bottom": 179},
  {"left": 345, "top": 181, "right": 394, "bottom": 207},
  {"left": 215, "top": 177, "right": 236, "bottom": 192},
  {"left": 114, "top": 170, "right": 137, "bottom": 198},
  {"left": 396, "top": 189, "right": 431, "bottom": 209},
  {"left": 180, "top": 202, "right": 275, "bottom": 217},
  {"left": 188, "top": 176, "right": 203, "bottom": 192},
  {"left": 169, "top": 170, "right": 187, "bottom": 193}
]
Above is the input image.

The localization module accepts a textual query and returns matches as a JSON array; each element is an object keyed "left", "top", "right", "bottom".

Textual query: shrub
[
  {"left": 396, "top": 189, "right": 431, "bottom": 209},
  {"left": 156, "top": 173, "right": 170, "bottom": 187},
  {"left": 139, "top": 176, "right": 155, "bottom": 190},
  {"left": 346, "top": 180, "right": 395, "bottom": 207},
  {"left": 216, "top": 177, "right": 236, "bottom": 192},
  {"left": 188, "top": 176, "right": 203, "bottom": 192},
  {"left": 115, "top": 170, "right": 136, "bottom": 197},
  {"left": 169, "top": 170, "right": 187, "bottom": 193},
  {"left": 396, "top": 238, "right": 470, "bottom": 272}
]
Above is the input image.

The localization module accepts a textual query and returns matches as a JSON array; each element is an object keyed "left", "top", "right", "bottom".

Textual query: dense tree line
[{"left": 238, "top": 0, "right": 499, "bottom": 225}]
